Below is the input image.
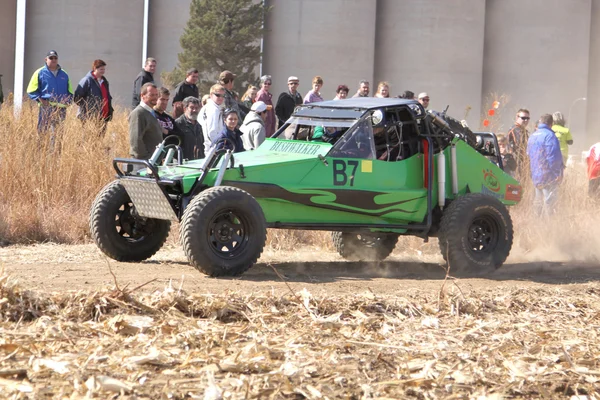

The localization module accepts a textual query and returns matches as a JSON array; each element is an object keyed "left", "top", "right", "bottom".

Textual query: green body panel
[
  {"left": 152, "top": 136, "right": 519, "bottom": 229},
  {"left": 435, "top": 139, "right": 521, "bottom": 206},
  {"left": 210, "top": 139, "right": 430, "bottom": 226},
  {"left": 159, "top": 139, "right": 333, "bottom": 193},
  {"left": 254, "top": 199, "right": 407, "bottom": 231}
]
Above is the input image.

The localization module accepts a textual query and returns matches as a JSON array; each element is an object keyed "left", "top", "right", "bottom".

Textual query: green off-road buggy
[{"left": 90, "top": 98, "right": 522, "bottom": 276}]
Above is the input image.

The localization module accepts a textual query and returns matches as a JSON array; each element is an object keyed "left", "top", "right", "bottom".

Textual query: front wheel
[
  {"left": 438, "top": 193, "right": 513, "bottom": 272},
  {"left": 332, "top": 232, "right": 398, "bottom": 261},
  {"left": 180, "top": 186, "right": 267, "bottom": 276},
  {"left": 89, "top": 180, "right": 171, "bottom": 262}
]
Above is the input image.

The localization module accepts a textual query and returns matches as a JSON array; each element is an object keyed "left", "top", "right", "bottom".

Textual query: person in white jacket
[
  {"left": 200, "top": 83, "right": 226, "bottom": 154},
  {"left": 240, "top": 101, "right": 268, "bottom": 150}
]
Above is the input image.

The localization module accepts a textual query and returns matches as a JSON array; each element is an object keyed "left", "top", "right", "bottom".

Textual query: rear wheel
[
  {"left": 180, "top": 186, "right": 267, "bottom": 276},
  {"left": 332, "top": 232, "right": 398, "bottom": 261},
  {"left": 90, "top": 180, "right": 171, "bottom": 262},
  {"left": 438, "top": 193, "right": 513, "bottom": 272}
]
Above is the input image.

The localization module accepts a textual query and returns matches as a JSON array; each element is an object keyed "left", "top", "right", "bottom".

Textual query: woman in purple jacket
[
  {"left": 304, "top": 76, "right": 324, "bottom": 104},
  {"left": 255, "top": 75, "right": 276, "bottom": 137}
]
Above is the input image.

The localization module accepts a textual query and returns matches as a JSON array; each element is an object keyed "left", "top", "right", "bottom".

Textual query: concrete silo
[
  {"left": 262, "top": 0, "right": 377, "bottom": 102},
  {"left": 24, "top": 0, "right": 146, "bottom": 106},
  {"left": 586, "top": 0, "right": 600, "bottom": 151},
  {"left": 0, "top": 1, "right": 17, "bottom": 99},
  {"left": 373, "top": 0, "right": 486, "bottom": 127},
  {"left": 482, "top": 0, "right": 591, "bottom": 146},
  {"left": 148, "top": 0, "right": 191, "bottom": 90}
]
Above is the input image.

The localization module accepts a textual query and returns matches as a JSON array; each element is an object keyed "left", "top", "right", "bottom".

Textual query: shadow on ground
[{"left": 226, "top": 260, "right": 600, "bottom": 285}]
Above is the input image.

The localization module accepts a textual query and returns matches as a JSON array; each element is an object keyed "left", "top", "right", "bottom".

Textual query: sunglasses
[
  {"left": 48, "top": 56, "right": 57, "bottom": 60},
  {"left": 264, "top": 82, "right": 272, "bottom": 85},
  {"left": 518, "top": 116, "right": 530, "bottom": 120},
  {"left": 289, "top": 82, "right": 299, "bottom": 85},
  {"left": 212, "top": 93, "right": 224, "bottom": 98},
  {"left": 421, "top": 98, "right": 430, "bottom": 101}
]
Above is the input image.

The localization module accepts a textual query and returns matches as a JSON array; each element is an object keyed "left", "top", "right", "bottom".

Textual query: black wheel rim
[
  {"left": 115, "top": 201, "right": 153, "bottom": 242},
  {"left": 467, "top": 215, "right": 499, "bottom": 254},
  {"left": 208, "top": 209, "right": 249, "bottom": 259}
]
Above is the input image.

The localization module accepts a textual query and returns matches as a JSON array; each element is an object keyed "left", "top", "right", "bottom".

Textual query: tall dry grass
[
  {"left": 0, "top": 103, "right": 598, "bottom": 262},
  {"left": 0, "top": 103, "right": 129, "bottom": 243}
]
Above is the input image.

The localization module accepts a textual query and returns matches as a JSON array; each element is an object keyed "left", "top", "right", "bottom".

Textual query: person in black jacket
[
  {"left": 174, "top": 96, "right": 204, "bottom": 160},
  {"left": 172, "top": 68, "right": 199, "bottom": 118},
  {"left": 275, "top": 76, "right": 302, "bottom": 128},
  {"left": 74, "top": 59, "right": 114, "bottom": 135},
  {"left": 132, "top": 57, "right": 156, "bottom": 108},
  {"left": 154, "top": 87, "right": 179, "bottom": 139}
]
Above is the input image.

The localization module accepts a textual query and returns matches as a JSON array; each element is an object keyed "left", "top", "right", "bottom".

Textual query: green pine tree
[{"left": 162, "top": 0, "right": 269, "bottom": 97}]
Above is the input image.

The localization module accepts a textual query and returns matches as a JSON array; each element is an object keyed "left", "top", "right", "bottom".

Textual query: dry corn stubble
[{"left": 1, "top": 267, "right": 600, "bottom": 398}]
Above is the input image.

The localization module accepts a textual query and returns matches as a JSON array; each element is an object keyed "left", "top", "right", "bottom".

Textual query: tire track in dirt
[{"left": 1, "top": 244, "right": 599, "bottom": 296}]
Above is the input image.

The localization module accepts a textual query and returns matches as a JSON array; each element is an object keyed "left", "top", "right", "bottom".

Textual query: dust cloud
[{"left": 508, "top": 165, "right": 600, "bottom": 265}]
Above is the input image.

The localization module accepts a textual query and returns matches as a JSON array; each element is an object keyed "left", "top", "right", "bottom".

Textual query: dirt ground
[
  {"left": 2, "top": 241, "right": 599, "bottom": 297},
  {"left": 2, "top": 242, "right": 600, "bottom": 398}
]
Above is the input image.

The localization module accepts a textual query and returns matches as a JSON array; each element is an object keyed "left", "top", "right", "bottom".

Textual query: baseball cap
[
  {"left": 288, "top": 76, "right": 299, "bottom": 84},
  {"left": 219, "top": 70, "right": 236, "bottom": 82},
  {"left": 46, "top": 50, "right": 58, "bottom": 58},
  {"left": 418, "top": 92, "right": 429, "bottom": 100},
  {"left": 251, "top": 101, "right": 267, "bottom": 113}
]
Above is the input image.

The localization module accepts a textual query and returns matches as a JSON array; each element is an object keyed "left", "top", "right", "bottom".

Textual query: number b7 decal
[{"left": 333, "top": 160, "right": 359, "bottom": 186}]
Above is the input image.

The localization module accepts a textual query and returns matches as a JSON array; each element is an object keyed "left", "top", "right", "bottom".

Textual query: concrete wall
[
  {"left": 586, "top": 0, "right": 600, "bottom": 150},
  {"left": 23, "top": 0, "right": 145, "bottom": 106},
  {"left": 3, "top": 0, "right": 599, "bottom": 146},
  {"left": 148, "top": 0, "right": 191, "bottom": 90},
  {"left": 482, "top": 0, "right": 591, "bottom": 152},
  {"left": 0, "top": 0, "right": 17, "bottom": 99},
  {"left": 263, "top": 0, "right": 377, "bottom": 102},
  {"left": 374, "top": 0, "right": 485, "bottom": 128}
]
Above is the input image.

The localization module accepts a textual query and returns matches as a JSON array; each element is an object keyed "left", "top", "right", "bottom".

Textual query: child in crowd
[{"left": 497, "top": 133, "right": 517, "bottom": 177}]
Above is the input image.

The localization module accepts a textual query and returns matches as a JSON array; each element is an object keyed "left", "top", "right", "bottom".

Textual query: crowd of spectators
[{"left": 23, "top": 50, "right": 599, "bottom": 212}]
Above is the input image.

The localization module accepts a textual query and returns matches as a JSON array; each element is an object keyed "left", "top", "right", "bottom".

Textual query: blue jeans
[
  {"left": 38, "top": 105, "right": 66, "bottom": 134},
  {"left": 533, "top": 182, "right": 559, "bottom": 217}
]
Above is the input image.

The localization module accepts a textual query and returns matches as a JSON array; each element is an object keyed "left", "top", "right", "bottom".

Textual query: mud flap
[{"left": 120, "top": 178, "right": 178, "bottom": 221}]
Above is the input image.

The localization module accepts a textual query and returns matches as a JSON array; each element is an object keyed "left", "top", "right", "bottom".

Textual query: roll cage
[{"left": 271, "top": 98, "right": 428, "bottom": 161}]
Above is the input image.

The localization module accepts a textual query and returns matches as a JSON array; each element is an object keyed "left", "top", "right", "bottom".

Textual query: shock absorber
[{"left": 437, "top": 151, "right": 446, "bottom": 209}]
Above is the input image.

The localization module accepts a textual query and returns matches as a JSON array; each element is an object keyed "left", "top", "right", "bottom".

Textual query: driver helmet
[{"left": 370, "top": 109, "right": 385, "bottom": 127}]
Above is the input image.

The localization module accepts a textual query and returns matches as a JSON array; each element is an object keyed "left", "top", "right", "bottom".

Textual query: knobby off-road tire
[
  {"left": 180, "top": 186, "right": 267, "bottom": 277},
  {"left": 89, "top": 180, "right": 171, "bottom": 262},
  {"left": 332, "top": 232, "right": 398, "bottom": 261},
  {"left": 438, "top": 193, "right": 513, "bottom": 272}
]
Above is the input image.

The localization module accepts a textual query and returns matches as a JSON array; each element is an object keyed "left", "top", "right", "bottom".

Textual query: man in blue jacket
[
  {"left": 27, "top": 50, "right": 73, "bottom": 133},
  {"left": 527, "top": 113, "right": 564, "bottom": 216}
]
